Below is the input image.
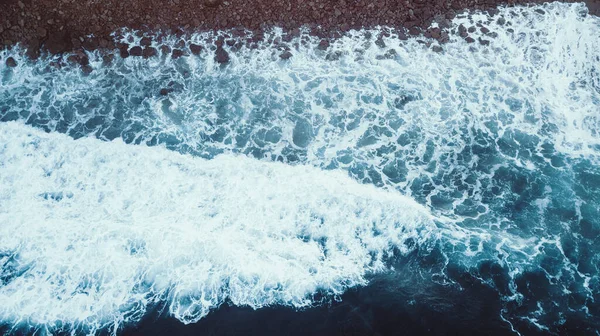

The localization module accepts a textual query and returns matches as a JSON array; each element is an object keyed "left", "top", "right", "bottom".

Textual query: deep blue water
[{"left": 1, "top": 2, "right": 599, "bottom": 335}]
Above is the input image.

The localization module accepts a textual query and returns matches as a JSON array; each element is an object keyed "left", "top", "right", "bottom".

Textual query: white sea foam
[{"left": 0, "top": 122, "right": 435, "bottom": 331}]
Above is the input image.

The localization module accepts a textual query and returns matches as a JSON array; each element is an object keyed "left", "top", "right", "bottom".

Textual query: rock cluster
[{"left": 0, "top": 0, "right": 598, "bottom": 58}]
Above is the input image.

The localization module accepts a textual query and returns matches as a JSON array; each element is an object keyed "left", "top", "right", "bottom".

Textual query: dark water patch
[{"left": 123, "top": 271, "right": 514, "bottom": 336}]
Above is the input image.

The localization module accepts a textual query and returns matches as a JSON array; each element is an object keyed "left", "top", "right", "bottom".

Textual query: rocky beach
[{"left": 1, "top": 0, "right": 599, "bottom": 61}]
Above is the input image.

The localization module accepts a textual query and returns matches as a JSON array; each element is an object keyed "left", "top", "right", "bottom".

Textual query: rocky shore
[{"left": 0, "top": 0, "right": 599, "bottom": 61}]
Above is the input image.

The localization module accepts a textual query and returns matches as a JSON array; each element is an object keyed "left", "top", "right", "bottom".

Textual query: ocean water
[{"left": 0, "top": 2, "right": 599, "bottom": 335}]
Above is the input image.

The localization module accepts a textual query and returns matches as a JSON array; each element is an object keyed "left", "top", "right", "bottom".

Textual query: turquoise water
[{"left": 1, "top": 2, "right": 599, "bottom": 335}]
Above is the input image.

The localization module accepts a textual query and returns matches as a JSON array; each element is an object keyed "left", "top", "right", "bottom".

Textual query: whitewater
[{"left": 0, "top": 2, "right": 599, "bottom": 335}]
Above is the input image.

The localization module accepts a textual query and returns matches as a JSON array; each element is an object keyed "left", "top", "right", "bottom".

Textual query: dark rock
[
  {"left": 81, "top": 65, "right": 93, "bottom": 75},
  {"left": 478, "top": 38, "right": 490, "bottom": 46},
  {"left": 215, "top": 47, "right": 230, "bottom": 64},
  {"left": 382, "top": 48, "right": 397, "bottom": 59},
  {"left": 439, "top": 31, "right": 450, "bottom": 43},
  {"left": 317, "top": 39, "right": 329, "bottom": 50},
  {"left": 465, "top": 36, "right": 475, "bottom": 43},
  {"left": 190, "top": 44, "right": 203, "bottom": 55},
  {"left": 375, "top": 37, "right": 386, "bottom": 48},
  {"left": 458, "top": 24, "right": 468, "bottom": 37},
  {"left": 5, "top": 57, "right": 17, "bottom": 67},
  {"left": 468, "top": 26, "right": 476, "bottom": 33},
  {"left": 431, "top": 45, "right": 443, "bottom": 53},
  {"left": 140, "top": 37, "right": 152, "bottom": 46},
  {"left": 26, "top": 39, "right": 41, "bottom": 59},
  {"left": 175, "top": 39, "right": 187, "bottom": 49},
  {"left": 79, "top": 55, "right": 90, "bottom": 66},
  {"left": 160, "top": 45, "right": 171, "bottom": 54},
  {"left": 480, "top": 27, "right": 490, "bottom": 34},
  {"left": 129, "top": 46, "right": 143, "bottom": 56},
  {"left": 279, "top": 50, "right": 293, "bottom": 60},
  {"left": 66, "top": 55, "right": 80, "bottom": 64},
  {"left": 119, "top": 45, "right": 130, "bottom": 58},
  {"left": 497, "top": 17, "right": 506, "bottom": 25},
  {"left": 487, "top": 8, "right": 499, "bottom": 16},
  {"left": 82, "top": 38, "right": 99, "bottom": 51},
  {"left": 159, "top": 88, "right": 173, "bottom": 95},
  {"left": 408, "top": 26, "right": 420, "bottom": 36},
  {"left": 48, "top": 61, "right": 62, "bottom": 70},
  {"left": 103, "top": 54, "right": 114, "bottom": 65},
  {"left": 172, "top": 49, "right": 184, "bottom": 59},
  {"left": 143, "top": 47, "right": 157, "bottom": 58},
  {"left": 397, "top": 30, "right": 408, "bottom": 40}
]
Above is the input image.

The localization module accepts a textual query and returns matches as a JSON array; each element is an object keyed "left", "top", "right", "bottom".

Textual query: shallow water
[{"left": 1, "top": 2, "right": 599, "bottom": 335}]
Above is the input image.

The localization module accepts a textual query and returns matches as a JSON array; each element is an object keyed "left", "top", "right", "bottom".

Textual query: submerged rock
[
  {"left": 279, "top": 50, "right": 293, "bottom": 60},
  {"left": 119, "top": 45, "right": 130, "bottom": 58},
  {"left": 172, "top": 49, "right": 184, "bottom": 59},
  {"left": 140, "top": 37, "right": 152, "bottom": 46},
  {"left": 215, "top": 47, "right": 230, "bottom": 64},
  {"left": 81, "top": 65, "right": 93, "bottom": 75},
  {"left": 190, "top": 44, "right": 203, "bottom": 55},
  {"left": 129, "top": 46, "right": 143, "bottom": 57},
  {"left": 159, "top": 88, "right": 173, "bottom": 95},
  {"left": 143, "top": 47, "right": 157, "bottom": 58},
  {"left": 317, "top": 39, "right": 330, "bottom": 50},
  {"left": 5, "top": 57, "right": 17, "bottom": 67}
]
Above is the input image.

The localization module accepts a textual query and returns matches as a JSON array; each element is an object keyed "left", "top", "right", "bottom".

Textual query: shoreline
[{"left": 0, "top": 0, "right": 598, "bottom": 62}]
